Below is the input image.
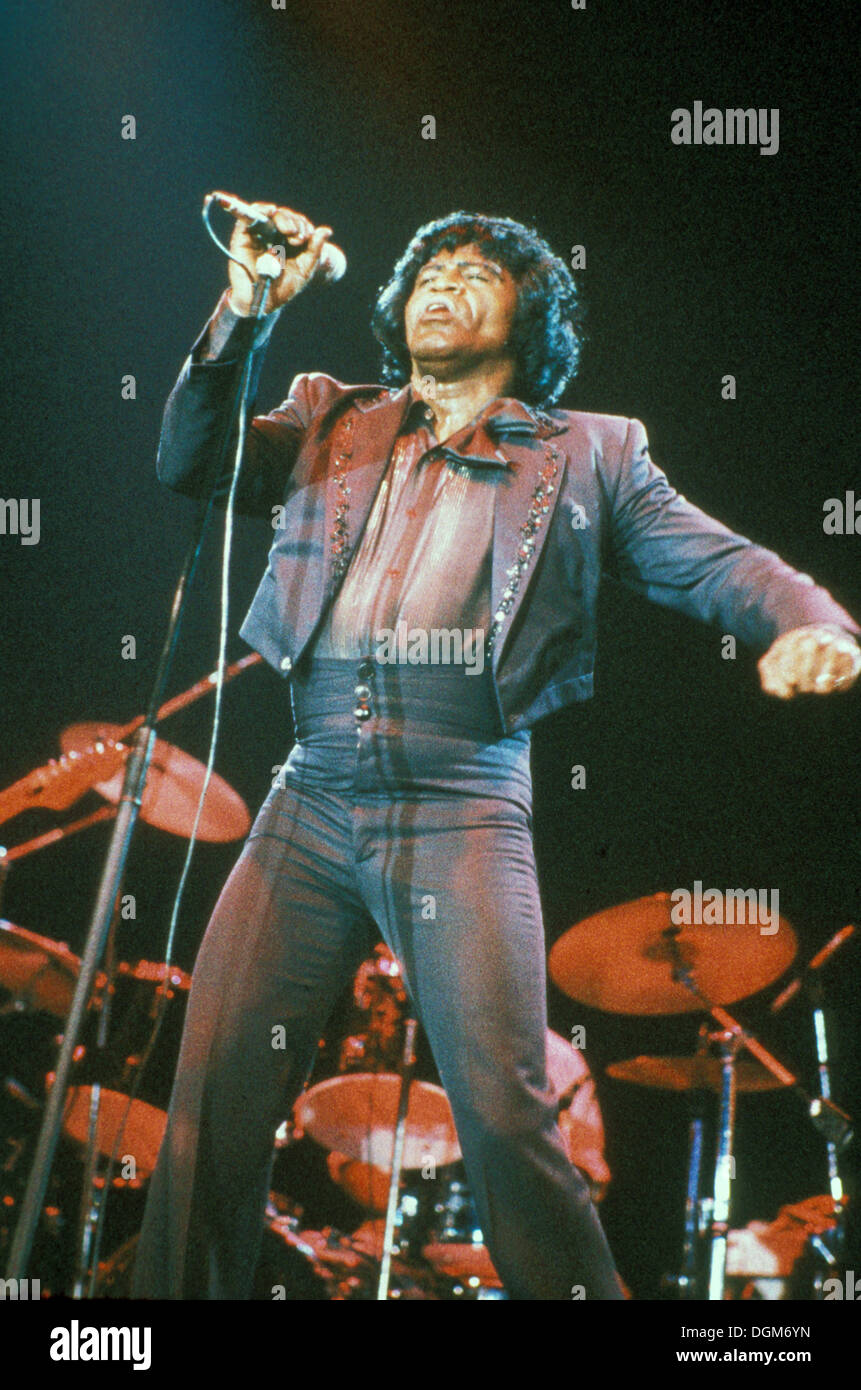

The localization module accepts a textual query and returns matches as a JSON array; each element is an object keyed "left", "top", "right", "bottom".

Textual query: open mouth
[{"left": 420, "top": 298, "right": 456, "bottom": 320}]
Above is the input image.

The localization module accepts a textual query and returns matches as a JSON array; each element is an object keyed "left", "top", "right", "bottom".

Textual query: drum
[{"left": 55, "top": 960, "right": 190, "bottom": 1182}]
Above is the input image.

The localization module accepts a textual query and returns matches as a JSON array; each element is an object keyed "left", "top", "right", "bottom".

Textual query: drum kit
[
  {"left": 0, "top": 660, "right": 854, "bottom": 1299},
  {"left": 549, "top": 895, "right": 854, "bottom": 1301},
  {"left": 269, "top": 943, "right": 612, "bottom": 1301},
  {"left": 0, "top": 658, "right": 255, "bottom": 1295}
]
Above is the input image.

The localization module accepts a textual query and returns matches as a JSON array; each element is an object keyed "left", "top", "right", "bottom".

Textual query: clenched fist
[
  {"left": 226, "top": 200, "right": 335, "bottom": 315},
  {"left": 758, "top": 623, "right": 861, "bottom": 698}
]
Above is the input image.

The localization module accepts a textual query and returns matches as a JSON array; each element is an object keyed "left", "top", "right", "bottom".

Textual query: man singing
[{"left": 132, "top": 202, "right": 860, "bottom": 1300}]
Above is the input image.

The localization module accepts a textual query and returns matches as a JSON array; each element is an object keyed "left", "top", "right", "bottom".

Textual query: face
[{"left": 403, "top": 243, "right": 519, "bottom": 381}]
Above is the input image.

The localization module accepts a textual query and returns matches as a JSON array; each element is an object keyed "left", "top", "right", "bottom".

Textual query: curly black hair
[{"left": 371, "top": 212, "right": 586, "bottom": 407}]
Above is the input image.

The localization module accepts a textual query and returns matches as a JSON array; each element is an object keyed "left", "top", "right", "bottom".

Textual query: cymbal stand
[
  {"left": 377, "top": 1017, "right": 418, "bottom": 1301},
  {"left": 706, "top": 1029, "right": 740, "bottom": 1301},
  {"left": 666, "top": 1023, "right": 710, "bottom": 1299},
  {"left": 662, "top": 925, "right": 853, "bottom": 1299},
  {"left": 807, "top": 975, "right": 850, "bottom": 1278}
]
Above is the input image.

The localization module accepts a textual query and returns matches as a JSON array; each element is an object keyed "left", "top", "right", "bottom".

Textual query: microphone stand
[
  {"left": 377, "top": 1018, "right": 419, "bottom": 1301},
  {"left": 5, "top": 269, "right": 277, "bottom": 1285}
]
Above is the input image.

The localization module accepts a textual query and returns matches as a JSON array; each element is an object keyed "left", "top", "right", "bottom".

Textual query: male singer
[{"left": 133, "top": 200, "right": 860, "bottom": 1299}]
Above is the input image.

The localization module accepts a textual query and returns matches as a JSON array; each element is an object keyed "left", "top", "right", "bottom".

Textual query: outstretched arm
[{"left": 607, "top": 418, "right": 860, "bottom": 697}]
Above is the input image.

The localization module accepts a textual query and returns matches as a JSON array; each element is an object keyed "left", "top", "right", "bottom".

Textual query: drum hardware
[
  {"left": 552, "top": 893, "right": 797, "bottom": 1300},
  {"left": 421, "top": 1167, "right": 499, "bottom": 1283},
  {"left": 297, "top": 947, "right": 614, "bottom": 1299},
  {"left": 0, "top": 660, "right": 257, "bottom": 1286},
  {"left": 663, "top": 924, "right": 797, "bottom": 1302},
  {"left": 377, "top": 1016, "right": 419, "bottom": 1301},
  {"left": 1, "top": 915, "right": 189, "bottom": 1295},
  {"left": 771, "top": 926, "right": 856, "bottom": 1276},
  {"left": 668, "top": 1024, "right": 709, "bottom": 1301},
  {"left": 604, "top": 916, "right": 852, "bottom": 1301},
  {"left": 70, "top": 960, "right": 191, "bottom": 1297}
]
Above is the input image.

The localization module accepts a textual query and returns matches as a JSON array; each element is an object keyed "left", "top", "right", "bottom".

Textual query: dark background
[{"left": 1, "top": 0, "right": 858, "bottom": 1299}]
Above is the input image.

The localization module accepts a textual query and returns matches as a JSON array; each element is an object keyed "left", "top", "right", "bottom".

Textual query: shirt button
[
  {"left": 357, "top": 659, "right": 374, "bottom": 680},
  {"left": 354, "top": 683, "right": 371, "bottom": 701},
  {"left": 280, "top": 656, "right": 293, "bottom": 673}
]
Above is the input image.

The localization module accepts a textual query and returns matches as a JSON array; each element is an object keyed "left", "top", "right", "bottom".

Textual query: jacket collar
[
  {"left": 353, "top": 380, "right": 570, "bottom": 433},
  {"left": 351, "top": 382, "right": 568, "bottom": 455}
]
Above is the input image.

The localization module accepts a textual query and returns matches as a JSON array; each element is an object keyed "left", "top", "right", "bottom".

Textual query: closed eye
[{"left": 416, "top": 263, "right": 499, "bottom": 285}]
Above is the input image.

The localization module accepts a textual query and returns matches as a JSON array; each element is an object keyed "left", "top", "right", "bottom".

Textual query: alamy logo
[
  {"left": 670, "top": 882, "right": 779, "bottom": 935},
  {"left": 0, "top": 497, "right": 40, "bottom": 545},
  {"left": 821, "top": 1270, "right": 861, "bottom": 1300},
  {"left": 49, "top": 1320, "right": 152, "bottom": 1371},
  {"left": 0, "top": 1277, "right": 40, "bottom": 1299},
  {"left": 375, "top": 621, "right": 485, "bottom": 675},
  {"left": 671, "top": 103, "right": 779, "bottom": 156}
]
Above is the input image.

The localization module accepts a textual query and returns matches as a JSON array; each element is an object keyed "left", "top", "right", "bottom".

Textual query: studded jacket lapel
[
  {"left": 319, "top": 385, "right": 413, "bottom": 601},
  {"left": 486, "top": 422, "right": 568, "bottom": 667}
]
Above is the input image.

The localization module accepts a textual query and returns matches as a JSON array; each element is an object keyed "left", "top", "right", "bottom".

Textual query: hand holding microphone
[{"left": 206, "top": 191, "right": 347, "bottom": 316}]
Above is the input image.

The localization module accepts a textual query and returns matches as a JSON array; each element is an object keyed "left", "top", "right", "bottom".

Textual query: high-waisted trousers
[{"left": 132, "top": 657, "right": 622, "bottom": 1300}]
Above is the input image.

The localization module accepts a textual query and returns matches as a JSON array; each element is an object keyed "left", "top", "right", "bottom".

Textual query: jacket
[{"left": 156, "top": 308, "right": 860, "bottom": 733}]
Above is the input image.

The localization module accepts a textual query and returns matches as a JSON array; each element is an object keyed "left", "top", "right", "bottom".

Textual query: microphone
[
  {"left": 205, "top": 191, "right": 347, "bottom": 282},
  {"left": 770, "top": 924, "right": 856, "bottom": 1013}
]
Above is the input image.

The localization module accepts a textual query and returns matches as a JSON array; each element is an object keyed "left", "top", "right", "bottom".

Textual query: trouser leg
[
  {"left": 132, "top": 781, "right": 373, "bottom": 1298},
  {"left": 354, "top": 793, "right": 623, "bottom": 1301}
]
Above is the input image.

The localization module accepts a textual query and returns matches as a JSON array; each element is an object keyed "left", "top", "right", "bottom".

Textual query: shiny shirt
[{"left": 312, "top": 388, "right": 519, "bottom": 662}]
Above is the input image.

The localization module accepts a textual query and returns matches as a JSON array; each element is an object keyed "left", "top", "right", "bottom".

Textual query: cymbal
[
  {"left": 294, "top": 1073, "right": 461, "bottom": 1170},
  {"left": 0, "top": 919, "right": 80, "bottom": 1017},
  {"left": 61, "top": 1086, "right": 166, "bottom": 1179},
  {"left": 548, "top": 892, "right": 796, "bottom": 1014},
  {"left": 606, "top": 1054, "right": 790, "bottom": 1093},
  {"left": 60, "top": 722, "right": 250, "bottom": 842}
]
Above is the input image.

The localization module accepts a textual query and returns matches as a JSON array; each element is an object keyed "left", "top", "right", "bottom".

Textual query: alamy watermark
[
  {"left": 823, "top": 491, "right": 860, "bottom": 534},
  {"left": 671, "top": 103, "right": 779, "bottom": 156},
  {"left": 375, "top": 621, "right": 485, "bottom": 675},
  {"left": 670, "top": 882, "right": 780, "bottom": 935},
  {"left": 0, "top": 497, "right": 40, "bottom": 545}
]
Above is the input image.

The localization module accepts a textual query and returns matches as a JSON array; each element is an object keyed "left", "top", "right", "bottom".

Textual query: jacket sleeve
[
  {"left": 606, "top": 418, "right": 860, "bottom": 648},
  {"left": 155, "top": 293, "right": 321, "bottom": 520}
]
